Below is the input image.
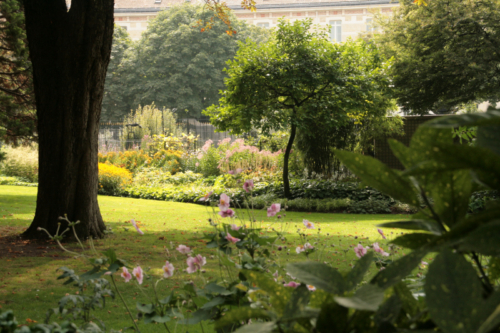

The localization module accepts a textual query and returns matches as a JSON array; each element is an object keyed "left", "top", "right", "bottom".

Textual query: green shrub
[
  {"left": 0, "top": 145, "right": 38, "bottom": 182},
  {"left": 199, "top": 145, "right": 220, "bottom": 177},
  {"left": 349, "top": 198, "right": 392, "bottom": 214},
  {"left": 133, "top": 168, "right": 202, "bottom": 187}
]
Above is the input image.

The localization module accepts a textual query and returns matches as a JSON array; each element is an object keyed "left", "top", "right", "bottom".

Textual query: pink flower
[
  {"left": 195, "top": 162, "right": 199, "bottom": 167},
  {"left": 121, "top": 267, "right": 132, "bottom": 282},
  {"left": 267, "top": 203, "right": 281, "bottom": 217},
  {"left": 303, "top": 220, "right": 315, "bottom": 229},
  {"left": 377, "top": 228, "right": 386, "bottom": 239},
  {"left": 304, "top": 243, "right": 314, "bottom": 250},
  {"left": 373, "top": 243, "right": 390, "bottom": 256},
  {"left": 186, "top": 254, "right": 206, "bottom": 273},
  {"left": 218, "top": 193, "right": 230, "bottom": 211},
  {"left": 226, "top": 233, "right": 241, "bottom": 244},
  {"left": 104, "top": 271, "right": 112, "bottom": 275},
  {"left": 296, "top": 245, "right": 305, "bottom": 254},
  {"left": 219, "top": 208, "right": 235, "bottom": 218},
  {"left": 307, "top": 285, "right": 316, "bottom": 291},
  {"left": 354, "top": 244, "right": 368, "bottom": 258},
  {"left": 243, "top": 179, "right": 254, "bottom": 192},
  {"left": 230, "top": 224, "right": 241, "bottom": 231},
  {"left": 284, "top": 281, "right": 300, "bottom": 288},
  {"left": 235, "top": 168, "right": 243, "bottom": 174},
  {"left": 130, "top": 219, "right": 144, "bottom": 235},
  {"left": 227, "top": 170, "right": 235, "bottom": 175},
  {"left": 162, "top": 261, "right": 175, "bottom": 278},
  {"left": 273, "top": 271, "right": 279, "bottom": 278},
  {"left": 199, "top": 191, "right": 213, "bottom": 202},
  {"left": 132, "top": 266, "right": 143, "bottom": 285},
  {"left": 176, "top": 245, "right": 191, "bottom": 254}
]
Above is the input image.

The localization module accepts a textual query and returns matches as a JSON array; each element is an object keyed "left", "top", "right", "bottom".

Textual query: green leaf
[
  {"left": 392, "top": 233, "right": 439, "bottom": 250},
  {"left": 374, "top": 294, "right": 402, "bottom": 326},
  {"left": 215, "top": 308, "right": 273, "bottom": 329},
  {"left": 393, "top": 282, "right": 419, "bottom": 318},
  {"left": 477, "top": 303, "right": 500, "bottom": 333},
  {"left": 282, "top": 284, "right": 311, "bottom": 323},
  {"left": 102, "top": 249, "right": 117, "bottom": 263},
  {"left": 335, "top": 284, "right": 385, "bottom": 311},
  {"left": 476, "top": 124, "right": 500, "bottom": 156},
  {"left": 144, "top": 313, "right": 171, "bottom": 324},
  {"left": 344, "top": 252, "right": 374, "bottom": 291},
  {"left": 136, "top": 303, "right": 154, "bottom": 314},
  {"left": 286, "top": 262, "right": 345, "bottom": 294},
  {"left": 424, "top": 250, "right": 492, "bottom": 333},
  {"left": 458, "top": 220, "right": 500, "bottom": 256},
  {"left": 378, "top": 220, "right": 444, "bottom": 235},
  {"left": 204, "top": 282, "right": 233, "bottom": 296},
  {"left": 489, "top": 257, "right": 500, "bottom": 281},
  {"left": 316, "top": 302, "right": 348, "bottom": 333},
  {"left": 233, "top": 322, "right": 276, "bottom": 333},
  {"left": 423, "top": 111, "right": 500, "bottom": 128},
  {"left": 200, "top": 297, "right": 225, "bottom": 310},
  {"left": 371, "top": 249, "right": 427, "bottom": 289},
  {"left": 244, "top": 270, "right": 289, "bottom": 315},
  {"left": 181, "top": 309, "right": 213, "bottom": 325},
  {"left": 334, "top": 150, "right": 419, "bottom": 206}
]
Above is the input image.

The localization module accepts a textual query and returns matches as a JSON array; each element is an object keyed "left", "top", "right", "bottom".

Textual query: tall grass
[{"left": 0, "top": 144, "right": 39, "bottom": 182}]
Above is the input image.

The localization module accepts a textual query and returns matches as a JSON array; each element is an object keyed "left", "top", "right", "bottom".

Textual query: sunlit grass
[{"left": 0, "top": 185, "right": 411, "bottom": 332}]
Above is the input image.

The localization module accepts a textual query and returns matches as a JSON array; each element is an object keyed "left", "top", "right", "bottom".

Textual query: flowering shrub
[
  {"left": 98, "top": 150, "right": 151, "bottom": 172},
  {"left": 98, "top": 162, "right": 132, "bottom": 194}
]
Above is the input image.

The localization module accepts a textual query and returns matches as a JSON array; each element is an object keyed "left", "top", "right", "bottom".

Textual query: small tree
[{"left": 205, "top": 19, "right": 393, "bottom": 198}]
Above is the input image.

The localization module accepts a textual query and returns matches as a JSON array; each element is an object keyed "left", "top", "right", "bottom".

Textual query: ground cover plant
[{"left": 0, "top": 185, "right": 407, "bottom": 332}]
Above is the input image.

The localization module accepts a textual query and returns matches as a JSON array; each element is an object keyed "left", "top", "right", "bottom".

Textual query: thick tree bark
[
  {"left": 22, "top": 0, "right": 114, "bottom": 239},
  {"left": 283, "top": 122, "right": 297, "bottom": 199}
]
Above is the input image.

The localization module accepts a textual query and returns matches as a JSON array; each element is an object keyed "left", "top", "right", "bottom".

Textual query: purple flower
[
  {"left": 121, "top": 267, "right": 132, "bottom": 282},
  {"left": 267, "top": 203, "right": 281, "bottom": 217},
  {"left": 377, "top": 228, "right": 386, "bottom": 239},
  {"left": 218, "top": 193, "right": 230, "bottom": 211},
  {"left": 131, "top": 219, "right": 144, "bottom": 235},
  {"left": 132, "top": 266, "right": 144, "bottom": 285},
  {"left": 303, "top": 219, "right": 315, "bottom": 229},
  {"left": 186, "top": 254, "right": 206, "bottom": 274},
  {"left": 284, "top": 281, "right": 300, "bottom": 288},
  {"left": 373, "top": 243, "right": 390, "bottom": 256},
  {"left": 199, "top": 191, "right": 213, "bottom": 202},
  {"left": 226, "top": 233, "right": 240, "bottom": 244},
  {"left": 162, "top": 261, "right": 175, "bottom": 278},
  {"left": 243, "top": 179, "right": 254, "bottom": 193},
  {"left": 176, "top": 245, "right": 191, "bottom": 254},
  {"left": 219, "top": 208, "right": 235, "bottom": 218},
  {"left": 354, "top": 244, "right": 368, "bottom": 258}
]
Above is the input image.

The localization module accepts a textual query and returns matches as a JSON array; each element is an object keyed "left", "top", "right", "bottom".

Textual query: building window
[
  {"left": 329, "top": 20, "right": 341, "bottom": 42},
  {"left": 257, "top": 22, "right": 270, "bottom": 28},
  {"left": 120, "top": 25, "right": 128, "bottom": 31},
  {"left": 366, "top": 18, "right": 377, "bottom": 32}
]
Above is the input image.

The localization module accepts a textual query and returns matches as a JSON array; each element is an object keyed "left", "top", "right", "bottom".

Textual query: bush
[
  {"left": 349, "top": 198, "right": 392, "bottom": 214},
  {"left": 98, "top": 163, "right": 132, "bottom": 195},
  {"left": 198, "top": 144, "right": 221, "bottom": 177},
  {"left": 0, "top": 145, "right": 38, "bottom": 182},
  {"left": 133, "top": 168, "right": 202, "bottom": 187}
]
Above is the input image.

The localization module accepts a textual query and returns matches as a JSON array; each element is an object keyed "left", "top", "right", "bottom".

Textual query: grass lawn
[{"left": 0, "top": 185, "right": 413, "bottom": 332}]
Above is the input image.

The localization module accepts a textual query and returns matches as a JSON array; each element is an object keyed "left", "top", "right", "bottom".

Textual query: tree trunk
[
  {"left": 283, "top": 122, "right": 297, "bottom": 199},
  {"left": 22, "top": 0, "right": 114, "bottom": 239}
]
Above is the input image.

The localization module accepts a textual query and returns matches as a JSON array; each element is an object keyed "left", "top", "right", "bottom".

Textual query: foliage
[
  {"left": 121, "top": 104, "right": 180, "bottom": 150},
  {"left": 0, "top": 144, "right": 38, "bottom": 182},
  {"left": 205, "top": 18, "right": 393, "bottom": 197},
  {"left": 98, "top": 163, "right": 132, "bottom": 195},
  {"left": 126, "top": 4, "right": 270, "bottom": 118},
  {"left": 98, "top": 150, "right": 151, "bottom": 172},
  {"left": 101, "top": 25, "right": 134, "bottom": 123},
  {"left": 0, "top": 0, "right": 36, "bottom": 145},
  {"left": 212, "top": 113, "right": 500, "bottom": 332},
  {"left": 349, "top": 198, "right": 393, "bottom": 214},
  {"left": 376, "top": 0, "right": 500, "bottom": 114},
  {"left": 133, "top": 169, "right": 203, "bottom": 187},
  {"left": 148, "top": 133, "right": 198, "bottom": 155}
]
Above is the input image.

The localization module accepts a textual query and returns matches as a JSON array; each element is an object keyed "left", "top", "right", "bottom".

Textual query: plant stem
[
  {"left": 111, "top": 275, "right": 141, "bottom": 333},
  {"left": 471, "top": 252, "right": 494, "bottom": 295}
]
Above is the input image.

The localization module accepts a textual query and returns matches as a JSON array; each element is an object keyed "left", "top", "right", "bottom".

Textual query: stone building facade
[{"left": 114, "top": 0, "right": 397, "bottom": 40}]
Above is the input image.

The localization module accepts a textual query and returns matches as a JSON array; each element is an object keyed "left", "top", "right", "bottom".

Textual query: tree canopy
[
  {"left": 0, "top": 0, "right": 36, "bottom": 144},
  {"left": 100, "top": 4, "right": 271, "bottom": 122},
  {"left": 375, "top": 0, "right": 500, "bottom": 114},
  {"left": 205, "top": 19, "right": 393, "bottom": 197}
]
